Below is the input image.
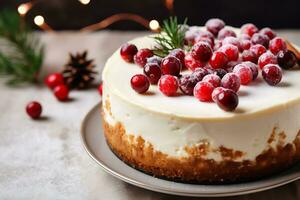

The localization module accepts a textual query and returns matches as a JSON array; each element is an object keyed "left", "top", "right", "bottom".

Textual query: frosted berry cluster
[{"left": 120, "top": 18, "right": 299, "bottom": 112}]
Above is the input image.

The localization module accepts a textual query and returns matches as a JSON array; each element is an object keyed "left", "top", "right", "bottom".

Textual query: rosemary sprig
[
  {"left": 0, "top": 9, "right": 44, "bottom": 85},
  {"left": 152, "top": 17, "right": 187, "bottom": 57}
]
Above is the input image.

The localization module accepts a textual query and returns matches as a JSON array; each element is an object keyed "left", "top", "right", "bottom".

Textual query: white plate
[{"left": 81, "top": 103, "right": 300, "bottom": 197}]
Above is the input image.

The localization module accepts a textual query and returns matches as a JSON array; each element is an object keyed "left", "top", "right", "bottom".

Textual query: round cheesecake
[{"left": 101, "top": 27, "right": 300, "bottom": 183}]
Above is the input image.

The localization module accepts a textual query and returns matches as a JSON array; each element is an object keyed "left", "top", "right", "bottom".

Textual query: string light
[
  {"left": 149, "top": 20, "right": 160, "bottom": 31},
  {"left": 17, "top": 3, "right": 32, "bottom": 16},
  {"left": 79, "top": 0, "right": 91, "bottom": 5}
]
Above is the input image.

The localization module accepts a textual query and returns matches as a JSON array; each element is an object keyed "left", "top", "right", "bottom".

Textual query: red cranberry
[
  {"left": 242, "top": 50, "right": 258, "bottom": 63},
  {"left": 54, "top": 85, "right": 69, "bottom": 101},
  {"left": 222, "top": 37, "right": 240, "bottom": 49},
  {"left": 193, "top": 68, "right": 210, "bottom": 79},
  {"left": 143, "top": 63, "right": 161, "bottom": 84},
  {"left": 214, "top": 68, "right": 227, "bottom": 79},
  {"left": 221, "top": 73, "right": 241, "bottom": 92},
  {"left": 120, "top": 43, "right": 138, "bottom": 62},
  {"left": 179, "top": 74, "right": 202, "bottom": 95},
  {"left": 134, "top": 48, "right": 153, "bottom": 67},
  {"left": 219, "top": 44, "right": 239, "bottom": 61},
  {"left": 130, "top": 74, "right": 150, "bottom": 93},
  {"left": 191, "top": 42, "right": 213, "bottom": 62},
  {"left": 161, "top": 56, "right": 182, "bottom": 76},
  {"left": 269, "top": 37, "right": 287, "bottom": 55},
  {"left": 212, "top": 87, "right": 225, "bottom": 102},
  {"left": 45, "top": 73, "right": 64, "bottom": 89},
  {"left": 205, "top": 18, "right": 225, "bottom": 36},
  {"left": 98, "top": 82, "right": 103, "bottom": 96},
  {"left": 26, "top": 101, "right": 42, "bottom": 119},
  {"left": 239, "top": 34, "right": 251, "bottom": 41},
  {"left": 203, "top": 74, "right": 221, "bottom": 88},
  {"left": 239, "top": 39, "right": 251, "bottom": 51},
  {"left": 169, "top": 49, "right": 185, "bottom": 66},
  {"left": 241, "top": 23, "right": 258, "bottom": 37},
  {"left": 244, "top": 61, "right": 259, "bottom": 80},
  {"left": 209, "top": 51, "right": 229, "bottom": 69},
  {"left": 251, "top": 33, "right": 270, "bottom": 48},
  {"left": 262, "top": 64, "right": 282, "bottom": 86},
  {"left": 226, "top": 61, "right": 240, "bottom": 72},
  {"left": 250, "top": 44, "right": 267, "bottom": 57},
  {"left": 214, "top": 40, "right": 222, "bottom": 51},
  {"left": 258, "top": 51, "right": 278, "bottom": 69},
  {"left": 233, "top": 64, "right": 253, "bottom": 85},
  {"left": 259, "top": 27, "right": 276, "bottom": 40},
  {"left": 195, "top": 37, "right": 214, "bottom": 48},
  {"left": 158, "top": 75, "right": 179, "bottom": 96},
  {"left": 193, "top": 81, "right": 214, "bottom": 102},
  {"left": 197, "top": 30, "right": 215, "bottom": 41},
  {"left": 215, "top": 89, "right": 239, "bottom": 111},
  {"left": 184, "top": 52, "right": 206, "bottom": 71},
  {"left": 147, "top": 56, "right": 162, "bottom": 65},
  {"left": 277, "top": 50, "right": 297, "bottom": 69},
  {"left": 218, "top": 28, "right": 237, "bottom": 40}
]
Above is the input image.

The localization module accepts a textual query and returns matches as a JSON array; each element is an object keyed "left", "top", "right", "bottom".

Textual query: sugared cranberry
[
  {"left": 242, "top": 50, "right": 258, "bottom": 63},
  {"left": 214, "top": 68, "right": 227, "bottom": 79},
  {"left": 203, "top": 74, "right": 221, "bottom": 88},
  {"left": 193, "top": 81, "right": 214, "bottom": 102},
  {"left": 143, "top": 63, "right": 161, "bottom": 84},
  {"left": 184, "top": 52, "right": 206, "bottom": 71},
  {"left": 259, "top": 27, "right": 276, "bottom": 40},
  {"left": 226, "top": 61, "right": 240, "bottom": 72},
  {"left": 191, "top": 42, "right": 213, "bottom": 62},
  {"left": 277, "top": 50, "right": 297, "bottom": 69},
  {"left": 195, "top": 36, "right": 214, "bottom": 48},
  {"left": 169, "top": 49, "right": 185, "bottom": 66},
  {"left": 214, "top": 40, "right": 222, "bottom": 51},
  {"left": 239, "top": 34, "right": 251, "bottom": 41},
  {"left": 258, "top": 51, "right": 278, "bottom": 69},
  {"left": 205, "top": 18, "right": 225, "bottom": 36},
  {"left": 222, "top": 37, "right": 240, "bottom": 49},
  {"left": 269, "top": 37, "right": 287, "bottom": 55},
  {"left": 251, "top": 33, "right": 269, "bottom": 48},
  {"left": 147, "top": 56, "right": 162, "bottom": 65},
  {"left": 179, "top": 73, "right": 202, "bottom": 95},
  {"left": 54, "top": 85, "right": 69, "bottom": 101},
  {"left": 250, "top": 44, "right": 267, "bottom": 57},
  {"left": 98, "top": 82, "right": 103, "bottom": 96},
  {"left": 120, "top": 43, "right": 138, "bottom": 62},
  {"left": 262, "top": 64, "right": 282, "bottom": 86},
  {"left": 161, "top": 56, "right": 182, "bottom": 76},
  {"left": 221, "top": 73, "right": 241, "bottom": 92},
  {"left": 233, "top": 64, "right": 253, "bottom": 85},
  {"left": 26, "top": 101, "right": 42, "bottom": 119},
  {"left": 239, "top": 39, "right": 251, "bottom": 51},
  {"left": 158, "top": 75, "right": 179, "bottom": 96},
  {"left": 218, "top": 28, "right": 237, "bottom": 40},
  {"left": 215, "top": 89, "right": 239, "bottom": 111},
  {"left": 197, "top": 30, "right": 215, "bottom": 41},
  {"left": 130, "top": 74, "right": 150, "bottom": 93},
  {"left": 212, "top": 87, "right": 225, "bottom": 102},
  {"left": 193, "top": 68, "right": 210, "bottom": 79},
  {"left": 134, "top": 48, "right": 153, "bottom": 67},
  {"left": 244, "top": 61, "right": 259, "bottom": 80},
  {"left": 209, "top": 51, "right": 229, "bottom": 69},
  {"left": 241, "top": 23, "right": 258, "bottom": 37},
  {"left": 219, "top": 44, "right": 239, "bottom": 61},
  {"left": 45, "top": 73, "right": 64, "bottom": 89}
]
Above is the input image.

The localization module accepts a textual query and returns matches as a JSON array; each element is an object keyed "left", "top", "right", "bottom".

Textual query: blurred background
[{"left": 1, "top": 0, "right": 300, "bottom": 31}]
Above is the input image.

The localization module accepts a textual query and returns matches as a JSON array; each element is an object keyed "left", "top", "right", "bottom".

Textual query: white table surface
[{"left": 0, "top": 30, "right": 300, "bottom": 200}]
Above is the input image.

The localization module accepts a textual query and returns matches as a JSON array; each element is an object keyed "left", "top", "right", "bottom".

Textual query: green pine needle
[
  {"left": 152, "top": 17, "right": 187, "bottom": 57},
  {"left": 0, "top": 9, "right": 44, "bottom": 85}
]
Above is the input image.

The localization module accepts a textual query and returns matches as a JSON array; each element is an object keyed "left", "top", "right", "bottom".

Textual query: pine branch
[
  {"left": 0, "top": 9, "right": 44, "bottom": 85},
  {"left": 152, "top": 17, "right": 187, "bottom": 57}
]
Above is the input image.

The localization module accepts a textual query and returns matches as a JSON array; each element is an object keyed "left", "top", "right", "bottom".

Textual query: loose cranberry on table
[
  {"left": 205, "top": 18, "right": 225, "bottom": 36},
  {"left": 219, "top": 44, "right": 239, "bottom": 61},
  {"left": 244, "top": 61, "right": 259, "bottom": 80},
  {"left": 193, "top": 81, "right": 214, "bottom": 102},
  {"left": 215, "top": 89, "right": 239, "bottom": 111},
  {"left": 158, "top": 75, "right": 179, "bottom": 96},
  {"left": 134, "top": 48, "right": 153, "bottom": 67},
  {"left": 184, "top": 52, "right": 206, "bottom": 71},
  {"left": 45, "top": 73, "right": 64, "bottom": 89},
  {"left": 209, "top": 51, "right": 229, "bottom": 69},
  {"left": 143, "top": 63, "right": 161, "bottom": 84},
  {"left": 269, "top": 37, "right": 287, "bottom": 55},
  {"left": 241, "top": 50, "right": 258, "bottom": 63},
  {"left": 191, "top": 42, "right": 213, "bottom": 62},
  {"left": 169, "top": 49, "right": 185, "bottom": 66},
  {"left": 214, "top": 68, "right": 227, "bottom": 79},
  {"left": 262, "top": 64, "right": 282, "bottom": 86},
  {"left": 54, "top": 85, "right": 69, "bottom": 101},
  {"left": 120, "top": 43, "right": 138, "bottom": 62},
  {"left": 221, "top": 73, "right": 241, "bottom": 92},
  {"left": 251, "top": 33, "right": 270, "bottom": 48},
  {"left": 194, "top": 36, "right": 214, "bottom": 48},
  {"left": 26, "top": 101, "right": 42, "bottom": 119},
  {"left": 211, "top": 87, "right": 225, "bottom": 102},
  {"left": 241, "top": 23, "right": 258, "bottom": 37},
  {"left": 147, "top": 56, "right": 162, "bottom": 65},
  {"left": 202, "top": 74, "right": 221, "bottom": 88},
  {"left": 250, "top": 44, "right": 267, "bottom": 57},
  {"left": 277, "top": 50, "right": 297, "bottom": 69},
  {"left": 259, "top": 27, "right": 276, "bottom": 40},
  {"left": 98, "top": 82, "right": 103, "bottom": 96},
  {"left": 239, "top": 39, "right": 251, "bottom": 51},
  {"left": 258, "top": 51, "right": 278, "bottom": 69},
  {"left": 218, "top": 28, "right": 237, "bottom": 40},
  {"left": 233, "top": 64, "right": 253, "bottom": 85},
  {"left": 130, "top": 74, "right": 150, "bottom": 94},
  {"left": 161, "top": 56, "right": 182, "bottom": 76},
  {"left": 222, "top": 37, "right": 240, "bottom": 49}
]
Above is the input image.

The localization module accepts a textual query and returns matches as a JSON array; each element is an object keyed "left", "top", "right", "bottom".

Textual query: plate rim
[{"left": 80, "top": 102, "right": 300, "bottom": 197}]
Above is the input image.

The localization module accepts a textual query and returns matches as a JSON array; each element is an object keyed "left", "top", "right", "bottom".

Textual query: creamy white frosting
[{"left": 102, "top": 27, "right": 300, "bottom": 161}]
